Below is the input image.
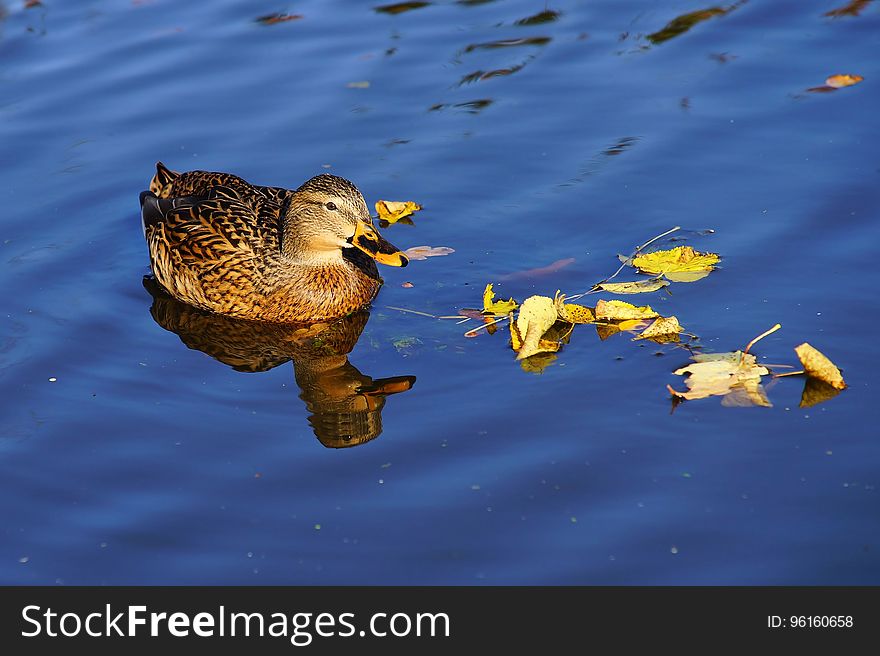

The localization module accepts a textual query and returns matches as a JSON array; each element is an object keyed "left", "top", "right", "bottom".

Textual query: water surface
[{"left": 1, "top": 0, "right": 878, "bottom": 584}]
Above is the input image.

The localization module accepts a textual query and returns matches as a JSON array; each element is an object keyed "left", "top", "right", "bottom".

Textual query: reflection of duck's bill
[
  {"left": 349, "top": 221, "right": 409, "bottom": 267},
  {"left": 358, "top": 375, "right": 416, "bottom": 397}
]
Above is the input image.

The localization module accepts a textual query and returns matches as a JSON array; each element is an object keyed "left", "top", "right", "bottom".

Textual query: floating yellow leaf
[
  {"left": 595, "top": 299, "right": 659, "bottom": 321},
  {"left": 794, "top": 343, "right": 846, "bottom": 390},
  {"left": 825, "top": 73, "right": 863, "bottom": 88},
  {"left": 514, "top": 295, "right": 559, "bottom": 360},
  {"left": 375, "top": 200, "right": 422, "bottom": 224},
  {"left": 597, "top": 278, "right": 669, "bottom": 294},
  {"left": 552, "top": 292, "right": 595, "bottom": 324},
  {"left": 483, "top": 283, "right": 518, "bottom": 316},
  {"left": 669, "top": 350, "right": 771, "bottom": 406},
  {"left": 636, "top": 316, "right": 683, "bottom": 342},
  {"left": 632, "top": 246, "right": 720, "bottom": 277}
]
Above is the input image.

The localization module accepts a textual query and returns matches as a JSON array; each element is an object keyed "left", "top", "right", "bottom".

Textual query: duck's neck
[{"left": 280, "top": 218, "right": 348, "bottom": 266}]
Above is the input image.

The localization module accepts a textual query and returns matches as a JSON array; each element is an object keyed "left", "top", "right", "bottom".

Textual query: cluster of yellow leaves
[
  {"left": 480, "top": 285, "right": 685, "bottom": 371},
  {"left": 668, "top": 326, "right": 846, "bottom": 408}
]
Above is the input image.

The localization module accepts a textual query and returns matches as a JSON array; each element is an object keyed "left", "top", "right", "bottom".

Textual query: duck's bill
[{"left": 350, "top": 221, "right": 408, "bottom": 267}]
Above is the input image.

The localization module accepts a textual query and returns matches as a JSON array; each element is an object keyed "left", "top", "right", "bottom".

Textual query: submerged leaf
[
  {"left": 595, "top": 299, "right": 659, "bottom": 321},
  {"left": 632, "top": 245, "right": 720, "bottom": 276},
  {"left": 403, "top": 245, "right": 454, "bottom": 260},
  {"left": 375, "top": 200, "right": 422, "bottom": 224},
  {"left": 483, "top": 283, "right": 518, "bottom": 316},
  {"left": 598, "top": 278, "right": 669, "bottom": 294},
  {"left": 519, "top": 352, "right": 558, "bottom": 373},
  {"left": 794, "top": 343, "right": 846, "bottom": 389}
]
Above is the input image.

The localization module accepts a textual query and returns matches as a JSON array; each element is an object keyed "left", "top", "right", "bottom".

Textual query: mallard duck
[{"left": 140, "top": 162, "right": 408, "bottom": 323}]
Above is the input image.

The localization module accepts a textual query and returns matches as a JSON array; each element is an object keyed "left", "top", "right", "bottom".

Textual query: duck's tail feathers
[{"left": 149, "top": 161, "right": 179, "bottom": 197}]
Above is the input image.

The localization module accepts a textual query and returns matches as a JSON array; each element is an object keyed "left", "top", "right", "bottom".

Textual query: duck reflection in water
[{"left": 144, "top": 277, "right": 415, "bottom": 448}]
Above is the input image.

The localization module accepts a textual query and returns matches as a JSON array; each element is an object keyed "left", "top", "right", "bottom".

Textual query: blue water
[{"left": 1, "top": 0, "right": 879, "bottom": 584}]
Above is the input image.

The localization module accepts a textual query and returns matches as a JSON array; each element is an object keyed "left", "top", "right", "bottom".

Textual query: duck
[{"left": 140, "top": 162, "right": 408, "bottom": 323}]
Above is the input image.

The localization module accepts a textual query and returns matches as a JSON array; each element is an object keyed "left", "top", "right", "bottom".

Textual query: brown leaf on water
[
  {"left": 595, "top": 299, "right": 659, "bottom": 321},
  {"left": 825, "top": 73, "right": 863, "bottom": 88},
  {"left": 794, "top": 342, "right": 846, "bottom": 389},
  {"left": 403, "top": 245, "right": 454, "bottom": 260},
  {"left": 799, "top": 377, "right": 843, "bottom": 408},
  {"left": 825, "top": 0, "right": 873, "bottom": 18},
  {"left": 376, "top": 200, "right": 422, "bottom": 224},
  {"left": 256, "top": 13, "right": 303, "bottom": 25}
]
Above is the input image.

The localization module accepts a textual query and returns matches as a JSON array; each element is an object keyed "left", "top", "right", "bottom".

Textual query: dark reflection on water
[{"left": 145, "top": 278, "right": 415, "bottom": 449}]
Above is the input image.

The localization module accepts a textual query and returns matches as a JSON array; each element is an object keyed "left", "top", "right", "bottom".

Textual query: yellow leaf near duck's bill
[
  {"left": 794, "top": 342, "right": 846, "bottom": 390},
  {"left": 595, "top": 299, "right": 659, "bottom": 321},
  {"left": 375, "top": 200, "right": 422, "bottom": 224},
  {"left": 514, "top": 295, "right": 559, "bottom": 360},
  {"left": 597, "top": 278, "right": 670, "bottom": 294},
  {"left": 825, "top": 73, "right": 863, "bottom": 88},
  {"left": 552, "top": 291, "right": 595, "bottom": 324},
  {"left": 632, "top": 246, "right": 720, "bottom": 276},
  {"left": 483, "top": 283, "right": 518, "bottom": 316},
  {"left": 635, "top": 316, "right": 683, "bottom": 342}
]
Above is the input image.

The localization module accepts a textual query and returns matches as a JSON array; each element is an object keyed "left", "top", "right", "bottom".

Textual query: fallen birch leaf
[
  {"left": 375, "top": 200, "right": 422, "bottom": 224},
  {"left": 825, "top": 73, "right": 863, "bottom": 88},
  {"left": 553, "top": 292, "right": 595, "bottom": 324},
  {"left": 669, "top": 350, "right": 771, "bottom": 405},
  {"left": 794, "top": 342, "right": 846, "bottom": 389},
  {"left": 595, "top": 299, "right": 659, "bottom": 321},
  {"left": 598, "top": 278, "right": 669, "bottom": 294},
  {"left": 632, "top": 245, "right": 720, "bottom": 277},
  {"left": 403, "top": 245, "right": 454, "bottom": 260},
  {"left": 514, "top": 295, "right": 558, "bottom": 360},
  {"left": 483, "top": 283, "right": 518, "bottom": 315},
  {"left": 635, "top": 316, "right": 683, "bottom": 342}
]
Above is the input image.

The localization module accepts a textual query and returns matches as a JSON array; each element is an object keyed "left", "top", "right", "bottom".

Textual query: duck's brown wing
[
  {"left": 150, "top": 162, "right": 293, "bottom": 206},
  {"left": 141, "top": 187, "right": 281, "bottom": 314}
]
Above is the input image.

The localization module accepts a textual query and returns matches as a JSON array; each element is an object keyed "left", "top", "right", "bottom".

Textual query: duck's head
[{"left": 284, "top": 174, "right": 408, "bottom": 267}]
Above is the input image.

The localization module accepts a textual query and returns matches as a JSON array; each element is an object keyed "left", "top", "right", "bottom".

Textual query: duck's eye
[{"left": 325, "top": 201, "right": 338, "bottom": 211}]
